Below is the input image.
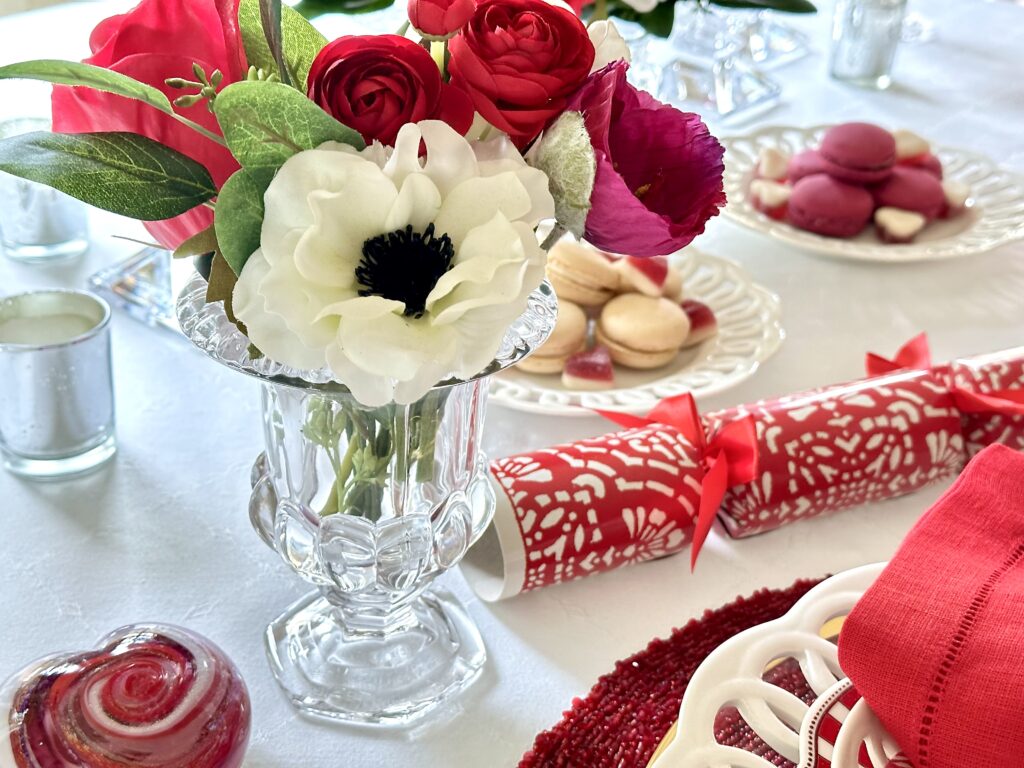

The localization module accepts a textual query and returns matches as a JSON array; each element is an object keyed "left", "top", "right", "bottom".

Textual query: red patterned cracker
[
  {"left": 706, "top": 369, "right": 966, "bottom": 539},
  {"left": 467, "top": 424, "right": 703, "bottom": 598}
]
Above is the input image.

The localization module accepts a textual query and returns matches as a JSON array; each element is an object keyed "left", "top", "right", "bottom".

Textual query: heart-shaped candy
[{"left": 1, "top": 624, "right": 250, "bottom": 768}]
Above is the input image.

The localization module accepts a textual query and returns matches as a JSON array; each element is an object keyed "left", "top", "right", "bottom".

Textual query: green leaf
[
  {"left": 238, "top": 0, "right": 327, "bottom": 89},
  {"left": 0, "top": 59, "right": 228, "bottom": 146},
  {"left": 205, "top": 251, "right": 242, "bottom": 325},
  {"left": 215, "top": 80, "right": 363, "bottom": 181},
  {"left": 712, "top": 0, "right": 816, "bottom": 12},
  {"left": 215, "top": 168, "right": 268, "bottom": 275},
  {"left": 0, "top": 59, "right": 174, "bottom": 113},
  {"left": 260, "top": 0, "right": 290, "bottom": 88},
  {"left": 0, "top": 131, "right": 216, "bottom": 220},
  {"left": 173, "top": 223, "right": 219, "bottom": 258},
  {"left": 293, "top": 0, "right": 396, "bottom": 17},
  {"left": 601, "top": 1, "right": 676, "bottom": 37}
]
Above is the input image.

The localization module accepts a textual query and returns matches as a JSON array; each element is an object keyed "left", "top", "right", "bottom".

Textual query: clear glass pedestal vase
[{"left": 177, "top": 273, "right": 556, "bottom": 726}]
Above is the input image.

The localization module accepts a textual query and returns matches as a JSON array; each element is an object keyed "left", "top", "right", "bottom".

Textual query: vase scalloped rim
[
  {"left": 721, "top": 123, "right": 1024, "bottom": 263},
  {"left": 175, "top": 271, "right": 559, "bottom": 397}
]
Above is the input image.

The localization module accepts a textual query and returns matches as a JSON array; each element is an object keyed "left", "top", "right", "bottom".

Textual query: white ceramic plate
[
  {"left": 721, "top": 124, "right": 1024, "bottom": 262},
  {"left": 490, "top": 249, "right": 784, "bottom": 416},
  {"left": 651, "top": 563, "right": 907, "bottom": 768}
]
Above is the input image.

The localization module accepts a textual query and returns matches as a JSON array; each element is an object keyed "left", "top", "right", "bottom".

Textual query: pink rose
[
  {"left": 408, "top": 0, "right": 476, "bottom": 39},
  {"left": 51, "top": 0, "right": 246, "bottom": 250},
  {"left": 569, "top": 61, "right": 725, "bottom": 257}
]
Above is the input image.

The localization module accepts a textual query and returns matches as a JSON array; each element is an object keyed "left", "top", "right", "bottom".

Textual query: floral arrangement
[{"left": 0, "top": 0, "right": 727, "bottom": 408}]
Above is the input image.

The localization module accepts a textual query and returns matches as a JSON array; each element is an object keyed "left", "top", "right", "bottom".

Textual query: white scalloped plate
[
  {"left": 722, "top": 124, "right": 1024, "bottom": 262},
  {"left": 490, "top": 249, "right": 784, "bottom": 416},
  {"left": 650, "top": 563, "right": 907, "bottom": 768}
]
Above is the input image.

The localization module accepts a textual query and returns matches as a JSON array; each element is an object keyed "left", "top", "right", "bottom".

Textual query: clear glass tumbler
[
  {"left": 0, "top": 290, "right": 116, "bottom": 478},
  {"left": 0, "top": 118, "right": 89, "bottom": 262},
  {"left": 830, "top": 0, "right": 907, "bottom": 89}
]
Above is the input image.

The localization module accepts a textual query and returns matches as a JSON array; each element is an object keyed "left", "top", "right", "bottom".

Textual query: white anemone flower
[{"left": 233, "top": 120, "right": 554, "bottom": 407}]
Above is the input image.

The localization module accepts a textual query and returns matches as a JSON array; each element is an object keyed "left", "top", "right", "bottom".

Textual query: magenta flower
[{"left": 567, "top": 61, "right": 726, "bottom": 257}]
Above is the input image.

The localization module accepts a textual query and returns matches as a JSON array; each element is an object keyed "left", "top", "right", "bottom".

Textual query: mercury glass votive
[
  {"left": 0, "top": 290, "right": 116, "bottom": 479},
  {"left": 0, "top": 118, "right": 89, "bottom": 262},
  {"left": 829, "top": 0, "right": 907, "bottom": 89}
]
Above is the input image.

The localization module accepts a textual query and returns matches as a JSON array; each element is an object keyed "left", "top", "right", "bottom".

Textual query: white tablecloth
[{"left": 1, "top": 2, "right": 1023, "bottom": 765}]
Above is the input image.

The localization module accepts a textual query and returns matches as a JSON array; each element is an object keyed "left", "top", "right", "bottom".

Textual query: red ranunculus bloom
[
  {"left": 409, "top": 0, "right": 476, "bottom": 39},
  {"left": 448, "top": 0, "right": 594, "bottom": 148},
  {"left": 307, "top": 35, "right": 473, "bottom": 148},
  {"left": 568, "top": 61, "right": 725, "bottom": 257},
  {"left": 51, "top": 0, "right": 246, "bottom": 250}
]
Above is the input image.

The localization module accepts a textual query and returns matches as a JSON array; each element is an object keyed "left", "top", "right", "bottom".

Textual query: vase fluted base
[{"left": 264, "top": 588, "right": 486, "bottom": 726}]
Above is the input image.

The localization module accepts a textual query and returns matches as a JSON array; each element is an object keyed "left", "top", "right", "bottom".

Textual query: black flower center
[{"left": 356, "top": 224, "right": 455, "bottom": 318}]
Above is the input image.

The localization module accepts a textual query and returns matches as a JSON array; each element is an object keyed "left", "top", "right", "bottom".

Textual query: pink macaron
[
  {"left": 786, "top": 149, "right": 829, "bottom": 183},
  {"left": 819, "top": 123, "right": 896, "bottom": 184},
  {"left": 898, "top": 153, "right": 943, "bottom": 179},
  {"left": 871, "top": 166, "right": 947, "bottom": 220},
  {"left": 788, "top": 174, "right": 874, "bottom": 238}
]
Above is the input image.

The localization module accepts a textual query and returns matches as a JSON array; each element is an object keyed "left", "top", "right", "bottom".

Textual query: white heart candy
[
  {"left": 942, "top": 180, "right": 970, "bottom": 209},
  {"left": 875, "top": 206, "right": 927, "bottom": 239},
  {"left": 750, "top": 179, "right": 792, "bottom": 207},
  {"left": 757, "top": 147, "right": 789, "bottom": 180},
  {"left": 893, "top": 129, "right": 930, "bottom": 159}
]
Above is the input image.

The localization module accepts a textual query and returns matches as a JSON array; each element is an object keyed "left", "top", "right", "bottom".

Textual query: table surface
[{"left": 1, "top": 1, "right": 1023, "bottom": 766}]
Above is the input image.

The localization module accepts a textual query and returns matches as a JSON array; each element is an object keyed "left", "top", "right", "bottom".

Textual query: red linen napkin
[{"left": 838, "top": 444, "right": 1024, "bottom": 768}]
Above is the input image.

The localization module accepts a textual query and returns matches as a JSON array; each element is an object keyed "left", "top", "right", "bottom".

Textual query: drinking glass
[
  {"left": 0, "top": 290, "right": 116, "bottom": 478},
  {"left": 0, "top": 119, "right": 89, "bottom": 262},
  {"left": 830, "top": 0, "right": 907, "bottom": 89}
]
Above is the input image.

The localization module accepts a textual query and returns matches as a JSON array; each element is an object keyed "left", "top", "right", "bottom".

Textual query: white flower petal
[
  {"left": 428, "top": 213, "right": 529, "bottom": 319},
  {"left": 589, "top": 20, "right": 632, "bottom": 72},
  {"left": 324, "top": 355, "right": 394, "bottom": 407},
  {"left": 233, "top": 249, "right": 331, "bottom": 371},
  {"left": 474, "top": 134, "right": 555, "bottom": 226},
  {"left": 448, "top": 233, "right": 546, "bottom": 378},
  {"left": 420, "top": 120, "right": 480, "bottom": 198},
  {"left": 262, "top": 149, "right": 366, "bottom": 265},
  {"left": 434, "top": 172, "right": 533, "bottom": 248},
  {"left": 292, "top": 169, "right": 396, "bottom": 288},
  {"left": 332, "top": 307, "right": 458, "bottom": 382},
  {"left": 259, "top": 255, "right": 343, "bottom": 352},
  {"left": 383, "top": 123, "right": 424, "bottom": 189},
  {"left": 384, "top": 173, "right": 443, "bottom": 233},
  {"left": 315, "top": 295, "right": 405, "bottom": 322}
]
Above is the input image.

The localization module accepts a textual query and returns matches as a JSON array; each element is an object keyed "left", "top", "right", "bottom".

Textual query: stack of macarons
[
  {"left": 518, "top": 240, "right": 719, "bottom": 390},
  {"left": 750, "top": 123, "right": 970, "bottom": 244}
]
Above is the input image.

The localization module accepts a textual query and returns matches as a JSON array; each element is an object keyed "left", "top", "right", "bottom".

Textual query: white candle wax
[{"left": 0, "top": 313, "right": 97, "bottom": 345}]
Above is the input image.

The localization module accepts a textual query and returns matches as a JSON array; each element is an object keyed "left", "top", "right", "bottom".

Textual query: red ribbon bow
[
  {"left": 865, "top": 332, "right": 932, "bottom": 376},
  {"left": 596, "top": 394, "right": 758, "bottom": 570},
  {"left": 867, "top": 334, "right": 1024, "bottom": 417},
  {"left": 952, "top": 388, "right": 1024, "bottom": 416}
]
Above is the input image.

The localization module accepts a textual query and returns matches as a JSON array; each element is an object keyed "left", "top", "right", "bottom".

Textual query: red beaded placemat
[{"left": 519, "top": 578, "right": 824, "bottom": 768}]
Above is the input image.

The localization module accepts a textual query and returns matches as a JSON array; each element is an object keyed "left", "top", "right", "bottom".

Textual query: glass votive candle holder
[
  {"left": 0, "top": 118, "right": 90, "bottom": 262},
  {"left": 0, "top": 290, "right": 116, "bottom": 479},
  {"left": 829, "top": 0, "right": 907, "bottom": 90}
]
